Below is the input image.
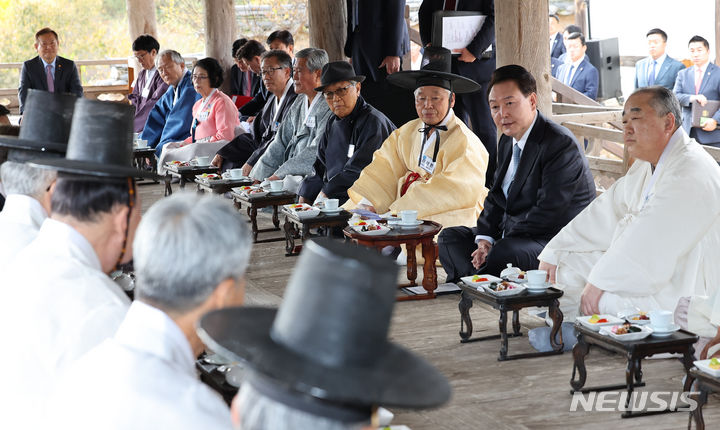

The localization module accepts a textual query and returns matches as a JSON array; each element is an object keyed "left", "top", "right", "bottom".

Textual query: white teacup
[
  {"left": 325, "top": 198, "right": 339, "bottom": 211},
  {"left": 526, "top": 269, "right": 547, "bottom": 286},
  {"left": 136, "top": 139, "right": 148, "bottom": 148},
  {"left": 195, "top": 156, "right": 210, "bottom": 165},
  {"left": 269, "top": 180, "right": 283, "bottom": 192},
  {"left": 228, "top": 168, "right": 244, "bottom": 179},
  {"left": 649, "top": 309, "right": 673, "bottom": 330},
  {"left": 400, "top": 210, "right": 418, "bottom": 224},
  {"left": 133, "top": 132, "right": 140, "bottom": 141}
]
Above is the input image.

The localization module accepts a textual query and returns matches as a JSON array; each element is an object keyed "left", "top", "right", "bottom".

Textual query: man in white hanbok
[
  {"left": 0, "top": 99, "right": 158, "bottom": 429},
  {"left": 0, "top": 90, "right": 75, "bottom": 266},
  {"left": 48, "top": 193, "right": 252, "bottom": 429},
  {"left": 539, "top": 87, "right": 720, "bottom": 321}
]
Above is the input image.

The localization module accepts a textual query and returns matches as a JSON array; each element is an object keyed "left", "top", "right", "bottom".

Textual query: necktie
[
  {"left": 564, "top": 65, "right": 575, "bottom": 85},
  {"left": 46, "top": 64, "right": 55, "bottom": 93},
  {"left": 648, "top": 60, "right": 656, "bottom": 86},
  {"left": 502, "top": 143, "right": 521, "bottom": 197},
  {"left": 695, "top": 67, "right": 703, "bottom": 94},
  {"left": 444, "top": 0, "right": 457, "bottom": 10}
]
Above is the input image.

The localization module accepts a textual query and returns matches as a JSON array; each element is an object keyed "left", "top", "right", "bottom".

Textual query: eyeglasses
[
  {"left": 323, "top": 83, "right": 354, "bottom": 100},
  {"left": 134, "top": 52, "right": 148, "bottom": 61},
  {"left": 192, "top": 74, "right": 209, "bottom": 81},
  {"left": 260, "top": 67, "right": 285, "bottom": 76}
]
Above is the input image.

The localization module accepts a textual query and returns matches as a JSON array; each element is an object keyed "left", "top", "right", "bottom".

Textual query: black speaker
[{"left": 586, "top": 38, "right": 622, "bottom": 100}]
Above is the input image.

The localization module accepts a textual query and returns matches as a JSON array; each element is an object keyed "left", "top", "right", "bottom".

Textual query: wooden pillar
[
  {"left": 308, "top": 0, "right": 347, "bottom": 61},
  {"left": 126, "top": 0, "right": 158, "bottom": 40},
  {"left": 574, "top": 0, "right": 588, "bottom": 37},
  {"left": 495, "top": 0, "right": 552, "bottom": 115},
  {"left": 204, "top": 0, "right": 237, "bottom": 94}
]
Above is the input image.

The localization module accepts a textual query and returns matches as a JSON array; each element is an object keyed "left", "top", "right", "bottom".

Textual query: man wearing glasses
[
  {"left": 298, "top": 61, "right": 395, "bottom": 205},
  {"left": 212, "top": 50, "right": 297, "bottom": 173},
  {"left": 128, "top": 35, "right": 168, "bottom": 133},
  {"left": 18, "top": 27, "right": 83, "bottom": 115}
]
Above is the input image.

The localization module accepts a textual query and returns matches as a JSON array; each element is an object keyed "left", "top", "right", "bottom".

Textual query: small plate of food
[
  {"left": 695, "top": 358, "right": 720, "bottom": 377},
  {"left": 284, "top": 203, "right": 321, "bottom": 219},
  {"left": 576, "top": 314, "right": 624, "bottom": 331},
  {"left": 482, "top": 281, "right": 526, "bottom": 297},
  {"left": 600, "top": 323, "right": 653, "bottom": 341},
  {"left": 460, "top": 274, "right": 503, "bottom": 287}
]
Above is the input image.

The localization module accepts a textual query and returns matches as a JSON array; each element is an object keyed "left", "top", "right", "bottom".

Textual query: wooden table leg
[
  {"left": 179, "top": 175, "right": 187, "bottom": 189},
  {"left": 498, "top": 305, "right": 509, "bottom": 361},
  {"left": 421, "top": 239, "right": 438, "bottom": 296},
  {"left": 691, "top": 386, "right": 708, "bottom": 430},
  {"left": 682, "top": 347, "right": 696, "bottom": 393},
  {"left": 623, "top": 354, "right": 639, "bottom": 413},
  {"left": 512, "top": 310, "right": 521, "bottom": 336},
  {"left": 548, "top": 299, "right": 564, "bottom": 351},
  {"left": 570, "top": 333, "right": 589, "bottom": 392},
  {"left": 249, "top": 207, "right": 259, "bottom": 242},
  {"left": 272, "top": 205, "right": 280, "bottom": 228},
  {"left": 164, "top": 174, "right": 172, "bottom": 196},
  {"left": 283, "top": 219, "right": 296, "bottom": 256},
  {"left": 405, "top": 242, "right": 417, "bottom": 287},
  {"left": 459, "top": 290, "right": 474, "bottom": 342}
]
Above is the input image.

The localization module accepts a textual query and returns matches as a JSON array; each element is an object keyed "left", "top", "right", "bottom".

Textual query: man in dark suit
[
  {"left": 438, "top": 65, "right": 595, "bottom": 279},
  {"left": 419, "top": 0, "right": 498, "bottom": 187},
  {"left": 673, "top": 35, "right": 720, "bottom": 147},
  {"left": 344, "top": 0, "right": 416, "bottom": 128},
  {"left": 635, "top": 28, "right": 685, "bottom": 90},
  {"left": 549, "top": 14, "right": 565, "bottom": 59},
  {"left": 237, "top": 40, "right": 269, "bottom": 118},
  {"left": 553, "top": 32, "right": 599, "bottom": 100},
  {"left": 18, "top": 27, "right": 83, "bottom": 115}
]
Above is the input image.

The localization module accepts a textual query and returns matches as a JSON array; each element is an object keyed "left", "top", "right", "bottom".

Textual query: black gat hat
[{"left": 388, "top": 46, "right": 480, "bottom": 94}]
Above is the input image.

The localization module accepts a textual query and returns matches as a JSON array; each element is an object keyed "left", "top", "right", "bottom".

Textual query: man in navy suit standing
[
  {"left": 553, "top": 33, "right": 598, "bottom": 100},
  {"left": 18, "top": 27, "right": 83, "bottom": 115},
  {"left": 674, "top": 35, "right": 720, "bottom": 147},
  {"left": 438, "top": 65, "right": 595, "bottom": 279},
  {"left": 635, "top": 28, "right": 685, "bottom": 90},
  {"left": 549, "top": 14, "right": 565, "bottom": 60}
]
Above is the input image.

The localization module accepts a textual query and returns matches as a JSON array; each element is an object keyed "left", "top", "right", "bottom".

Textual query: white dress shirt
[
  {"left": 0, "top": 219, "right": 130, "bottom": 429},
  {"left": 48, "top": 301, "right": 233, "bottom": 429},
  {"left": 0, "top": 194, "right": 48, "bottom": 268}
]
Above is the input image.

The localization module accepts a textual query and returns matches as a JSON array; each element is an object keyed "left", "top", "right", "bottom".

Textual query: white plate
[
  {"left": 694, "top": 359, "right": 720, "bottom": 377},
  {"left": 284, "top": 203, "right": 320, "bottom": 219},
  {"left": 526, "top": 282, "right": 551, "bottom": 292},
  {"left": 576, "top": 315, "right": 625, "bottom": 332},
  {"left": 482, "top": 282, "right": 526, "bottom": 297},
  {"left": 505, "top": 274, "right": 527, "bottom": 283},
  {"left": 352, "top": 225, "right": 390, "bottom": 235},
  {"left": 624, "top": 314, "right": 652, "bottom": 325},
  {"left": 396, "top": 220, "right": 423, "bottom": 228},
  {"left": 320, "top": 207, "right": 342, "bottom": 214},
  {"left": 600, "top": 324, "right": 653, "bottom": 341},
  {"left": 460, "top": 274, "right": 503, "bottom": 286},
  {"left": 650, "top": 323, "right": 680, "bottom": 337}
]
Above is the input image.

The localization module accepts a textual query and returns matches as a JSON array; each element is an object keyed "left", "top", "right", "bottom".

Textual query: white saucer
[
  {"left": 650, "top": 323, "right": 680, "bottom": 337},
  {"left": 526, "top": 282, "right": 550, "bottom": 291},
  {"left": 320, "top": 207, "right": 341, "bottom": 214},
  {"left": 267, "top": 190, "right": 284, "bottom": 195},
  {"left": 397, "top": 220, "right": 423, "bottom": 228}
]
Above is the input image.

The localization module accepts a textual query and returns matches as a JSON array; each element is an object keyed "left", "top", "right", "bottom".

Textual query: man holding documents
[
  {"left": 673, "top": 35, "right": 720, "bottom": 147},
  {"left": 419, "top": 0, "right": 497, "bottom": 186}
]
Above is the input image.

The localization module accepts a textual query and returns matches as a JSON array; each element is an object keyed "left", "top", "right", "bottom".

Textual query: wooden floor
[{"left": 139, "top": 182, "right": 720, "bottom": 429}]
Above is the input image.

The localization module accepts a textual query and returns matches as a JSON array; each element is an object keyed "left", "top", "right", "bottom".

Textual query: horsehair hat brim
[{"left": 387, "top": 69, "right": 481, "bottom": 93}]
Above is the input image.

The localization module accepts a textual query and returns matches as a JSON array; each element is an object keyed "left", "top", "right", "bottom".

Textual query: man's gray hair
[
  {"left": 633, "top": 86, "right": 683, "bottom": 130},
  {"left": 133, "top": 192, "right": 251, "bottom": 313},
  {"left": 236, "top": 382, "right": 366, "bottom": 430},
  {"left": 295, "top": 48, "right": 329, "bottom": 72},
  {"left": 0, "top": 161, "right": 56, "bottom": 199},
  {"left": 157, "top": 49, "right": 184, "bottom": 66}
]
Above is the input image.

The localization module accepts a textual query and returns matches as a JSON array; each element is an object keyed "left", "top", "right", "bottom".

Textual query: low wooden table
[
  {"left": 571, "top": 323, "right": 698, "bottom": 418},
  {"left": 458, "top": 283, "right": 564, "bottom": 361},
  {"left": 132, "top": 147, "right": 159, "bottom": 183},
  {"left": 230, "top": 190, "right": 296, "bottom": 242},
  {"left": 689, "top": 366, "right": 720, "bottom": 429},
  {"left": 343, "top": 220, "right": 442, "bottom": 301},
  {"left": 164, "top": 164, "right": 219, "bottom": 196},
  {"left": 195, "top": 177, "right": 253, "bottom": 194},
  {"left": 283, "top": 209, "right": 353, "bottom": 256}
]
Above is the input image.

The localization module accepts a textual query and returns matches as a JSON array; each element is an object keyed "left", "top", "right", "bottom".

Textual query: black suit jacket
[
  {"left": 344, "top": 0, "right": 410, "bottom": 82},
  {"left": 418, "top": 0, "right": 496, "bottom": 84},
  {"left": 239, "top": 75, "right": 268, "bottom": 117},
  {"left": 229, "top": 65, "right": 259, "bottom": 97},
  {"left": 476, "top": 112, "right": 595, "bottom": 241},
  {"left": 18, "top": 56, "right": 83, "bottom": 114},
  {"left": 550, "top": 32, "right": 565, "bottom": 59}
]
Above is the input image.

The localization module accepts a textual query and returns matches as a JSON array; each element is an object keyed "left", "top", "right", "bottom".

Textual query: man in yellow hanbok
[{"left": 343, "top": 47, "right": 489, "bottom": 231}]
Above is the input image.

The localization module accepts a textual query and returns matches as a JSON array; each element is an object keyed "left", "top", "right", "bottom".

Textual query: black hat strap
[
  {"left": 114, "top": 177, "right": 136, "bottom": 271},
  {"left": 417, "top": 124, "right": 448, "bottom": 167}
]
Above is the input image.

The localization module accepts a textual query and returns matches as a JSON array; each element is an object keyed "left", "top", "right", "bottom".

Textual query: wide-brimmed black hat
[
  {"left": 314, "top": 61, "right": 365, "bottom": 92},
  {"left": 0, "top": 90, "right": 75, "bottom": 162},
  {"left": 388, "top": 47, "right": 480, "bottom": 94},
  {"left": 197, "top": 238, "right": 451, "bottom": 413},
  {"left": 29, "top": 98, "right": 159, "bottom": 180}
]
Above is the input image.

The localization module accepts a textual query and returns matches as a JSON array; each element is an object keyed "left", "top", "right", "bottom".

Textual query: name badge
[
  {"left": 198, "top": 111, "right": 210, "bottom": 122},
  {"left": 197, "top": 136, "right": 211, "bottom": 143},
  {"left": 272, "top": 121, "right": 280, "bottom": 131},
  {"left": 419, "top": 154, "right": 436, "bottom": 174},
  {"left": 141, "top": 87, "right": 150, "bottom": 98},
  {"left": 347, "top": 144, "right": 355, "bottom": 158},
  {"left": 306, "top": 115, "right": 316, "bottom": 128}
]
